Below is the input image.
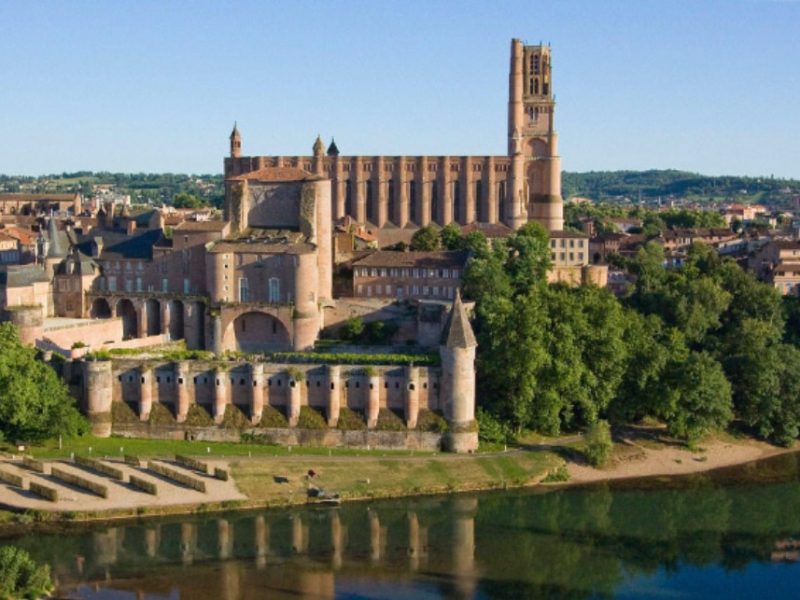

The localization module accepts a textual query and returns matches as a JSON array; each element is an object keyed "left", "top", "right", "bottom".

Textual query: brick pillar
[
  {"left": 139, "top": 367, "right": 152, "bottom": 421},
  {"left": 464, "top": 157, "right": 475, "bottom": 224},
  {"left": 419, "top": 157, "right": 431, "bottom": 226},
  {"left": 376, "top": 157, "right": 387, "bottom": 226},
  {"left": 354, "top": 157, "right": 365, "bottom": 222},
  {"left": 217, "top": 519, "right": 231, "bottom": 560},
  {"left": 212, "top": 313, "right": 222, "bottom": 356},
  {"left": 405, "top": 366, "right": 419, "bottom": 429},
  {"left": 181, "top": 522, "right": 195, "bottom": 566},
  {"left": 486, "top": 157, "right": 497, "bottom": 223},
  {"left": 367, "top": 372, "right": 380, "bottom": 429},
  {"left": 326, "top": 365, "right": 340, "bottom": 427},
  {"left": 161, "top": 301, "right": 171, "bottom": 337},
  {"left": 288, "top": 375, "right": 301, "bottom": 427},
  {"left": 440, "top": 157, "right": 453, "bottom": 225},
  {"left": 137, "top": 301, "right": 147, "bottom": 338},
  {"left": 175, "top": 362, "right": 190, "bottom": 422},
  {"left": 398, "top": 157, "right": 409, "bottom": 227},
  {"left": 251, "top": 363, "right": 264, "bottom": 425},
  {"left": 213, "top": 368, "right": 227, "bottom": 423}
]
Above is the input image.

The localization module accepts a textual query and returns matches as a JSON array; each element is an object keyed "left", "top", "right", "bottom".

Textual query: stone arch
[
  {"left": 528, "top": 138, "right": 548, "bottom": 158},
  {"left": 145, "top": 299, "right": 161, "bottom": 336},
  {"left": 222, "top": 310, "right": 291, "bottom": 353},
  {"left": 90, "top": 297, "right": 112, "bottom": 319},
  {"left": 115, "top": 298, "right": 138, "bottom": 339},
  {"left": 168, "top": 299, "right": 185, "bottom": 341}
]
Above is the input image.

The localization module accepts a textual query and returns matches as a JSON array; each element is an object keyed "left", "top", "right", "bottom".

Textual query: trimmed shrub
[
  {"left": 584, "top": 420, "right": 613, "bottom": 468},
  {"left": 129, "top": 475, "right": 158, "bottom": 495},
  {"left": 297, "top": 406, "right": 327, "bottom": 430},
  {"left": 28, "top": 482, "right": 58, "bottom": 502},
  {"left": 75, "top": 456, "right": 124, "bottom": 481},
  {"left": 21, "top": 456, "right": 46, "bottom": 474},
  {"left": 258, "top": 405, "right": 288, "bottom": 428},
  {"left": 175, "top": 455, "right": 210, "bottom": 475},
  {"left": 214, "top": 467, "right": 229, "bottom": 481},
  {"left": 0, "top": 469, "right": 24, "bottom": 488},
  {"left": 336, "top": 407, "right": 366, "bottom": 430},
  {"left": 148, "top": 462, "right": 206, "bottom": 493},
  {"left": 416, "top": 409, "right": 449, "bottom": 433},
  {"left": 50, "top": 467, "right": 108, "bottom": 498},
  {"left": 376, "top": 409, "right": 406, "bottom": 431},
  {"left": 124, "top": 454, "right": 142, "bottom": 467}
]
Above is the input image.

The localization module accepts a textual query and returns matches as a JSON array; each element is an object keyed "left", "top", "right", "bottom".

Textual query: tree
[
  {"left": 440, "top": 223, "right": 463, "bottom": 250},
  {"left": 171, "top": 192, "right": 207, "bottom": 209},
  {"left": 660, "top": 351, "right": 733, "bottom": 442},
  {"left": 410, "top": 225, "right": 440, "bottom": 251},
  {"left": 0, "top": 546, "right": 53, "bottom": 599},
  {"left": 0, "top": 324, "right": 88, "bottom": 441}
]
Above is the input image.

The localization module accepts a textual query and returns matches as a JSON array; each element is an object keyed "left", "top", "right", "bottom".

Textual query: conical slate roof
[
  {"left": 327, "top": 138, "right": 340, "bottom": 156},
  {"left": 443, "top": 289, "right": 477, "bottom": 349},
  {"left": 230, "top": 122, "right": 240, "bottom": 139}
]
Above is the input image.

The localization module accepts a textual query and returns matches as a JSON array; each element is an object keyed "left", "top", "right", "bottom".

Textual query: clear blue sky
[{"left": 1, "top": 0, "right": 798, "bottom": 178}]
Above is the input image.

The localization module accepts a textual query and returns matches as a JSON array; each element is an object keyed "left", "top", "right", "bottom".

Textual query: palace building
[{"left": 224, "top": 39, "right": 564, "bottom": 241}]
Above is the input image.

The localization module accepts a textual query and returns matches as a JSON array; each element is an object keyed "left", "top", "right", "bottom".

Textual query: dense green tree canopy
[{"left": 0, "top": 324, "right": 87, "bottom": 441}]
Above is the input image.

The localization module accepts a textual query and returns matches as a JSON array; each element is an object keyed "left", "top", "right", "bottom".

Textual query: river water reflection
[{"left": 6, "top": 452, "right": 800, "bottom": 599}]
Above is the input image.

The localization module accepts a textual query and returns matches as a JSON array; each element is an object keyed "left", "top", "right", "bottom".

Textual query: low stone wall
[{"left": 112, "top": 422, "right": 445, "bottom": 451}]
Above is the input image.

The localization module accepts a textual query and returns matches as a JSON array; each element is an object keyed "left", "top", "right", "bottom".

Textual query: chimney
[{"left": 126, "top": 219, "right": 137, "bottom": 235}]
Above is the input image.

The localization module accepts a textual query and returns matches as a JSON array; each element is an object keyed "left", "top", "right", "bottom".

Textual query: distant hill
[
  {"left": 562, "top": 170, "right": 800, "bottom": 207},
  {"left": 1, "top": 169, "right": 798, "bottom": 209}
]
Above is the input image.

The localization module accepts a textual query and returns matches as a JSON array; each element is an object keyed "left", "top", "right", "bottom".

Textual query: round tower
[
  {"left": 2, "top": 305, "right": 43, "bottom": 346},
  {"left": 84, "top": 359, "right": 113, "bottom": 437},
  {"left": 439, "top": 291, "right": 478, "bottom": 453},
  {"left": 312, "top": 135, "right": 325, "bottom": 176}
]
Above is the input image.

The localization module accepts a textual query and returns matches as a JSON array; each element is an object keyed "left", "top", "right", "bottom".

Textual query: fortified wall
[{"left": 72, "top": 356, "right": 476, "bottom": 453}]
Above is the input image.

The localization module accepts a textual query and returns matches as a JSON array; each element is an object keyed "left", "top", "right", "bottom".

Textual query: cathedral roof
[
  {"left": 226, "top": 166, "right": 321, "bottom": 183},
  {"left": 442, "top": 290, "right": 477, "bottom": 349}
]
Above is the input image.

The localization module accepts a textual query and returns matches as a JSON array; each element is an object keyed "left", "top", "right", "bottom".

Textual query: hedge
[
  {"left": 22, "top": 456, "right": 46, "bottom": 474},
  {"left": 213, "top": 467, "right": 229, "bottom": 481},
  {"left": 29, "top": 482, "right": 58, "bottom": 502},
  {"left": 175, "top": 455, "right": 210, "bottom": 475},
  {"left": 75, "top": 456, "right": 124, "bottom": 481},
  {"left": 147, "top": 462, "right": 206, "bottom": 493},
  {"left": 124, "top": 455, "right": 142, "bottom": 467},
  {"left": 50, "top": 467, "right": 109, "bottom": 498},
  {"left": 129, "top": 475, "right": 158, "bottom": 495},
  {"left": 0, "top": 469, "right": 24, "bottom": 488}
]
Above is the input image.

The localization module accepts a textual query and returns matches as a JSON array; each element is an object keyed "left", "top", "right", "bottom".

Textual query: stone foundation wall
[{"left": 111, "top": 423, "right": 445, "bottom": 450}]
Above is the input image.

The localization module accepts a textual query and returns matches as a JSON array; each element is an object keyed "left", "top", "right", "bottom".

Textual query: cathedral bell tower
[
  {"left": 508, "top": 39, "right": 563, "bottom": 232},
  {"left": 230, "top": 123, "right": 241, "bottom": 158}
]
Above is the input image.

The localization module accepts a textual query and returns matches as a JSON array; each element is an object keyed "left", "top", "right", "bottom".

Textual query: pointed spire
[
  {"left": 313, "top": 134, "right": 325, "bottom": 156},
  {"left": 230, "top": 121, "right": 240, "bottom": 139},
  {"left": 443, "top": 289, "right": 477, "bottom": 348},
  {"left": 327, "top": 137, "right": 340, "bottom": 157}
]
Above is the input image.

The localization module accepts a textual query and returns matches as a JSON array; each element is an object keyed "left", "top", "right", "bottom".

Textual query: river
[{"left": 5, "top": 452, "right": 800, "bottom": 599}]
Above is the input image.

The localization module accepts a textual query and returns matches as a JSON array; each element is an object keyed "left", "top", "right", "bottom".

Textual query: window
[
  {"left": 357, "top": 284, "right": 363, "bottom": 295},
  {"left": 385, "top": 284, "right": 392, "bottom": 296},
  {"left": 376, "top": 284, "right": 382, "bottom": 295},
  {"left": 560, "top": 253, "right": 565, "bottom": 261},
  {"left": 183, "top": 278, "right": 190, "bottom": 294},
  {"left": 367, "top": 285, "right": 372, "bottom": 297},
  {"left": 413, "top": 268, "right": 419, "bottom": 278},
  {"left": 239, "top": 278, "right": 249, "bottom": 302},
  {"left": 432, "top": 286, "right": 439, "bottom": 296},
  {"left": 380, "top": 268, "right": 387, "bottom": 277},
  {"left": 268, "top": 277, "right": 280, "bottom": 303},
  {"left": 161, "top": 278, "right": 168, "bottom": 292},
  {"left": 124, "top": 279, "right": 133, "bottom": 292},
  {"left": 135, "top": 277, "right": 143, "bottom": 292},
  {"left": 423, "top": 286, "right": 429, "bottom": 296},
  {"left": 412, "top": 285, "right": 419, "bottom": 295}
]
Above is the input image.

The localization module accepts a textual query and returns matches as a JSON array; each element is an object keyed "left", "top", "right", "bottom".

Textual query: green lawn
[{"left": 20, "top": 436, "right": 435, "bottom": 460}]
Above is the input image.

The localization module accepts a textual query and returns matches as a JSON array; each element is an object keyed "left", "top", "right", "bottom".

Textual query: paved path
[{"left": 0, "top": 457, "right": 245, "bottom": 512}]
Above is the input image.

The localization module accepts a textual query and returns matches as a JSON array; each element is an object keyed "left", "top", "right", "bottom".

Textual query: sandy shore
[{"left": 567, "top": 435, "right": 794, "bottom": 484}]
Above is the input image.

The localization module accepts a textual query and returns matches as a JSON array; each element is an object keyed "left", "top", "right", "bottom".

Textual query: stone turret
[
  {"left": 83, "top": 359, "right": 113, "bottom": 437},
  {"left": 439, "top": 290, "right": 478, "bottom": 452},
  {"left": 312, "top": 135, "right": 325, "bottom": 176},
  {"left": 230, "top": 123, "right": 241, "bottom": 158}
]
